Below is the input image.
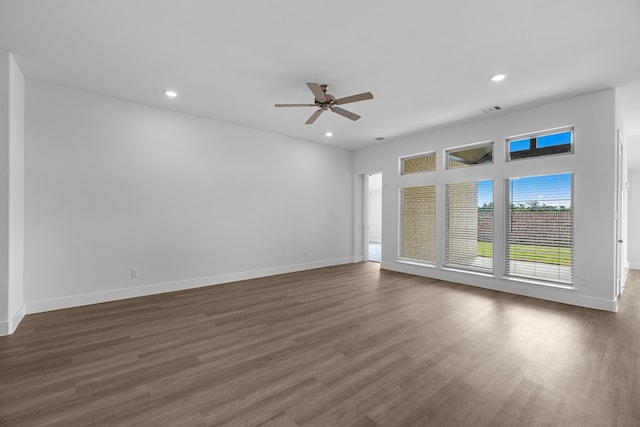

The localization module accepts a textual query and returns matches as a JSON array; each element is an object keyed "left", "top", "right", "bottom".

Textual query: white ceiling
[{"left": 1, "top": 0, "right": 640, "bottom": 155}]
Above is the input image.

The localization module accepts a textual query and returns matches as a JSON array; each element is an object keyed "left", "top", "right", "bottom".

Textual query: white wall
[
  {"left": 354, "top": 89, "right": 618, "bottom": 311},
  {"left": 24, "top": 80, "right": 355, "bottom": 313},
  {"left": 8, "top": 53, "right": 25, "bottom": 330},
  {"left": 0, "top": 53, "right": 9, "bottom": 327},
  {"left": 0, "top": 51, "right": 25, "bottom": 335},
  {"left": 628, "top": 169, "right": 640, "bottom": 269}
]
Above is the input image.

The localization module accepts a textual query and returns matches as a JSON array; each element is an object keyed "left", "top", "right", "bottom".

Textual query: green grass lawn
[{"left": 477, "top": 241, "right": 571, "bottom": 266}]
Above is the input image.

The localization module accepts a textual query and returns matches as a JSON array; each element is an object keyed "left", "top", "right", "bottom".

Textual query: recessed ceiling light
[
  {"left": 491, "top": 73, "right": 507, "bottom": 82},
  {"left": 164, "top": 90, "right": 178, "bottom": 98},
  {"left": 325, "top": 132, "right": 333, "bottom": 137}
]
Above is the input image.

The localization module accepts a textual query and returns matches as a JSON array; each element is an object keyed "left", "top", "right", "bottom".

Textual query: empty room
[{"left": 1, "top": 1, "right": 640, "bottom": 426}]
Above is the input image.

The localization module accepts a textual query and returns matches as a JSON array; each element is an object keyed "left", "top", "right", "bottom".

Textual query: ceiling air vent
[{"left": 481, "top": 105, "right": 502, "bottom": 114}]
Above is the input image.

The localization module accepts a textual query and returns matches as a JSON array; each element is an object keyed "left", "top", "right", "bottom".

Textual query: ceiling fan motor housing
[{"left": 274, "top": 82, "right": 373, "bottom": 124}]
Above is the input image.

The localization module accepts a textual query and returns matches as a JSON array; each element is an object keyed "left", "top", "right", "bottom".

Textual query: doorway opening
[
  {"left": 367, "top": 173, "right": 382, "bottom": 263},
  {"left": 615, "top": 130, "right": 628, "bottom": 297}
]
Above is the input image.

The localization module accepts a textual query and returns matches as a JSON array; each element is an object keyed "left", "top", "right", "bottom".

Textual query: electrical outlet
[
  {"left": 582, "top": 277, "right": 589, "bottom": 288},
  {"left": 131, "top": 269, "right": 140, "bottom": 279}
]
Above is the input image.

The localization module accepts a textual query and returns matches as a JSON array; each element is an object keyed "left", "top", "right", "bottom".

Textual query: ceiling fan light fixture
[
  {"left": 275, "top": 82, "right": 373, "bottom": 125},
  {"left": 491, "top": 73, "right": 507, "bottom": 82}
]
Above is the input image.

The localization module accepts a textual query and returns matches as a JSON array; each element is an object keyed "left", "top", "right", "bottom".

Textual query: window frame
[
  {"left": 445, "top": 141, "right": 494, "bottom": 170},
  {"left": 504, "top": 172, "right": 574, "bottom": 286},
  {"left": 506, "top": 127, "right": 574, "bottom": 162},
  {"left": 444, "top": 180, "right": 494, "bottom": 274},
  {"left": 398, "top": 185, "right": 437, "bottom": 265},
  {"left": 399, "top": 151, "right": 437, "bottom": 175}
]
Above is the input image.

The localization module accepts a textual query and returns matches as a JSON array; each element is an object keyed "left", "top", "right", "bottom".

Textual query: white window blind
[
  {"left": 400, "top": 185, "right": 436, "bottom": 263},
  {"left": 505, "top": 173, "right": 573, "bottom": 284},
  {"left": 445, "top": 181, "right": 493, "bottom": 273}
]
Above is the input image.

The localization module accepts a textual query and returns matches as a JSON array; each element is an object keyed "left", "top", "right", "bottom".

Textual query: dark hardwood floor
[{"left": 1, "top": 263, "right": 639, "bottom": 426}]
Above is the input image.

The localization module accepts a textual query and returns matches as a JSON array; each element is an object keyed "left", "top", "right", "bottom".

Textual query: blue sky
[
  {"left": 478, "top": 180, "right": 493, "bottom": 207},
  {"left": 509, "top": 130, "right": 572, "bottom": 152},
  {"left": 477, "top": 173, "right": 572, "bottom": 208}
]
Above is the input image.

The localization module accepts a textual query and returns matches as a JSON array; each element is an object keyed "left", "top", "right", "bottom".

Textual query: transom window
[
  {"left": 507, "top": 128, "right": 573, "bottom": 161},
  {"left": 400, "top": 152, "right": 436, "bottom": 175},
  {"left": 446, "top": 142, "right": 494, "bottom": 169}
]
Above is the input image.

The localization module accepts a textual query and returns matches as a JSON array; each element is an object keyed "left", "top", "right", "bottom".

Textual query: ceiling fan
[{"left": 275, "top": 82, "right": 374, "bottom": 125}]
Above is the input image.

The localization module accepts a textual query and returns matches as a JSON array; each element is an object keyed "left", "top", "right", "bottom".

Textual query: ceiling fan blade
[
  {"left": 306, "top": 82, "right": 327, "bottom": 103},
  {"left": 330, "top": 106, "right": 361, "bottom": 121},
  {"left": 334, "top": 92, "right": 374, "bottom": 105},
  {"left": 274, "top": 103, "right": 316, "bottom": 107},
  {"left": 305, "top": 109, "right": 324, "bottom": 125}
]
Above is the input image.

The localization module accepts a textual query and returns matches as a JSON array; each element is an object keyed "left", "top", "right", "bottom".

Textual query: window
[
  {"left": 507, "top": 128, "right": 573, "bottom": 161},
  {"left": 400, "top": 186, "right": 436, "bottom": 263},
  {"left": 401, "top": 152, "right": 436, "bottom": 175},
  {"left": 505, "top": 173, "right": 573, "bottom": 284},
  {"left": 445, "top": 180, "right": 493, "bottom": 273},
  {"left": 446, "top": 142, "right": 493, "bottom": 169}
]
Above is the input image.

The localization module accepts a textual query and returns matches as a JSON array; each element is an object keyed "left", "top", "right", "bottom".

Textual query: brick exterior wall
[
  {"left": 402, "top": 153, "right": 436, "bottom": 174},
  {"left": 401, "top": 186, "right": 436, "bottom": 262},
  {"left": 446, "top": 182, "right": 478, "bottom": 263},
  {"left": 478, "top": 211, "right": 493, "bottom": 242},
  {"left": 478, "top": 211, "right": 573, "bottom": 247}
]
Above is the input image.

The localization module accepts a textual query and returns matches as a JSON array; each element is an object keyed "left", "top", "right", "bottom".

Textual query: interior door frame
[
  {"left": 615, "top": 129, "right": 627, "bottom": 296},
  {"left": 362, "top": 173, "right": 370, "bottom": 262},
  {"left": 363, "top": 172, "right": 383, "bottom": 263}
]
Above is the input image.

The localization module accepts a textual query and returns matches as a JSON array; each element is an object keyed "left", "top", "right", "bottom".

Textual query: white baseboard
[
  {"left": 25, "top": 257, "right": 358, "bottom": 315},
  {"left": 381, "top": 261, "right": 617, "bottom": 312},
  {"left": 0, "top": 304, "right": 25, "bottom": 336},
  {"left": 26, "top": 289, "right": 132, "bottom": 315},
  {"left": 629, "top": 262, "right": 640, "bottom": 270}
]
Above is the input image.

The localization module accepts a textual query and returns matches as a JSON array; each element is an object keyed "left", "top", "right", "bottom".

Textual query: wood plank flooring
[{"left": 1, "top": 263, "right": 639, "bottom": 426}]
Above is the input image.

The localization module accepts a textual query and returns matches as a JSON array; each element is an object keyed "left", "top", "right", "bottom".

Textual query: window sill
[
  {"left": 442, "top": 266, "right": 494, "bottom": 278},
  {"left": 502, "top": 275, "right": 575, "bottom": 290},
  {"left": 396, "top": 259, "right": 437, "bottom": 268}
]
